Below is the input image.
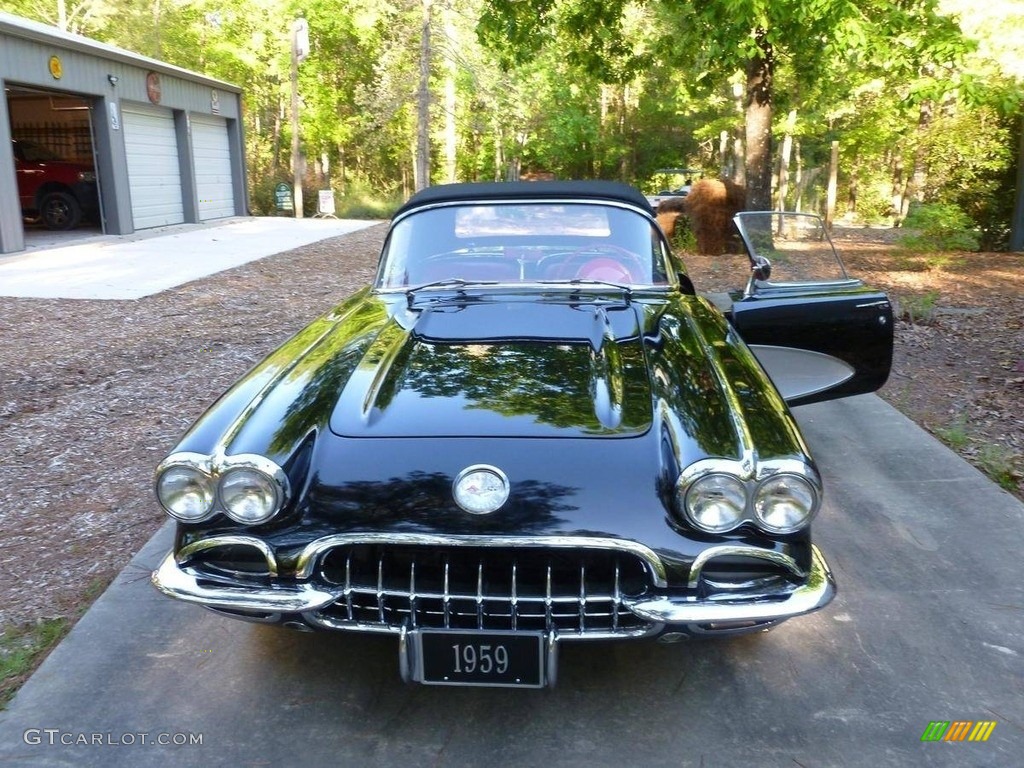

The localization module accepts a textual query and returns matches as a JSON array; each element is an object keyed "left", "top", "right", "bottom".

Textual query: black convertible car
[{"left": 152, "top": 181, "right": 892, "bottom": 688}]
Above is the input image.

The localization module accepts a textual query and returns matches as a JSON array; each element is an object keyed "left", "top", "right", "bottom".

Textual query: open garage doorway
[{"left": 6, "top": 85, "right": 105, "bottom": 247}]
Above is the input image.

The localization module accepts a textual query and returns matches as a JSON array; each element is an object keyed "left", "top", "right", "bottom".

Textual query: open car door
[{"left": 725, "top": 212, "right": 893, "bottom": 407}]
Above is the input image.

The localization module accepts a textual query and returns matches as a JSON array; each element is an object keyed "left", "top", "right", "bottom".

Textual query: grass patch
[
  {"left": 934, "top": 418, "right": 970, "bottom": 450},
  {"left": 976, "top": 445, "right": 1022, "bottom": 492},
  {"left": 898, "top": 290, "right": 940, "bottom": 325},
  {"left": 1, "top": 618, "right": 70, "bottom": 709},
  {"left": 0, "top": 575, "right": 110, "bottom": 710}
]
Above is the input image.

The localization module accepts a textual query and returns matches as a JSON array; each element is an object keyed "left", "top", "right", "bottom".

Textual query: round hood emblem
[{"left": 453, "top": 465, "right": 509, "bottom": 514}]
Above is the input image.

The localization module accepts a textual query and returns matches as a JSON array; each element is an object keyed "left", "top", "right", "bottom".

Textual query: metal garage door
[
  {"left": 191, "top": 116, "right": 235, "bottom": 220},
  {"left": 122, "top": 103, "right": 184, "bottom": 229}
]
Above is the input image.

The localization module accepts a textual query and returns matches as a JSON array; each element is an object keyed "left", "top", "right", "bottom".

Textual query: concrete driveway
[
  {"left": 0, "top": 395, "right": 1020, "bottom": 767},
  {"left": 0, "top": 217, "right": 378, "bottom": 300}
]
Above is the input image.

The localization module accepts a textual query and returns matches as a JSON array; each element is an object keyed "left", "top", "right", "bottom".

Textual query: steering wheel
[{"left": 538, "top": 244, "right": 648, "bottom": 283}]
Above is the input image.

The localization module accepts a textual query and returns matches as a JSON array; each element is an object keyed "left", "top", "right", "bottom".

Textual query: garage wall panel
[
  {"left": 122, "top": 103, "right": 184, "bottom": 229},
  {"left": 190, "top": 115, "right": 235, "bottom": 220}
]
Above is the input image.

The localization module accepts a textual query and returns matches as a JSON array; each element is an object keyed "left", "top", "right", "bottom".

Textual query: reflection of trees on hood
[
  {"left": 308, "top": 471, "right": 577, "bottom": 534},
  {"left": 399, "top": 341, "right": 650, "bottom": 433},
  {"left": 268, "top": 299, "right": 389, "bottom": 455}
]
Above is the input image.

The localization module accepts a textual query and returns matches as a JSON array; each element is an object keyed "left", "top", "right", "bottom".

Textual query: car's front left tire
[{"left": 39, "top": 190, "right": 81, "bottom": 230}]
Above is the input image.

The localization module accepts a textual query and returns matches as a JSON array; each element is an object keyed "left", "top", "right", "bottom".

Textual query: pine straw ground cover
[{"left": 0, "top": 222, "right": 1020, "bottom": 700}]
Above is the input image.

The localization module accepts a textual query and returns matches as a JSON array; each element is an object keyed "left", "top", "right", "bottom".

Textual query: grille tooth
[
  {"left": 317, "top": 544, "right": 650, "bottom": 636},
  {"left": 545, "top": 563, "right": 553, "bottom": 633},
  {"left": 345, "top": 553, "right": 354, "bottom": 621},
  {"left": 443, "top": 558, "right": 451, "bottom": 629},
  {"left": 476, "top": 559, "right": 484, "bottom": 630},
  {"left": 511, "top": 561, "right": 518, "bottom": 631},
  {"left": 613, "top": 561, "right": 620, "bottom": 632}
]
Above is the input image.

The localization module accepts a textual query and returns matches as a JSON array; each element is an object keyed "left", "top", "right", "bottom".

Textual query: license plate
[{"left": 414, "top": 630, "right": 545, "bottom": 688}]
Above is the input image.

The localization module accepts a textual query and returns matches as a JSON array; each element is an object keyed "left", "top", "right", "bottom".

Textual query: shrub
[{"left": 898, "top": 203, "right": 980, "bottom": 252}]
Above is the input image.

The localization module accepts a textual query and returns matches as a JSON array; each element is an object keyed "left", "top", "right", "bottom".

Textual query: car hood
[{"left": 329, "top": 297, "right": 653, "bottom": 438}]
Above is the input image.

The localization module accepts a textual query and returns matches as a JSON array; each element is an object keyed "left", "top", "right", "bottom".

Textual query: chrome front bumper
[
  {"left": 151, "top": 540, "right": 835, "bottom": 630},
  {"left": 623, "top": 545, "right": 834, "bottom": 624}
]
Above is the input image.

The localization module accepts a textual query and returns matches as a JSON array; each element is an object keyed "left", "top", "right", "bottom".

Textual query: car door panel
[
  {"left": 725, "top": 213, "right": 893, "bottom": 407},
  {"left": 729, "top": 288, "right": 893, "bottom": 406}
]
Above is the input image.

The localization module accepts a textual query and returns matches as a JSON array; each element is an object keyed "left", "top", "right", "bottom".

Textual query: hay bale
[
  {"left": 682, "top": 178, "right": 746, "bottom": 255},
  {"left": 655, "top": 196, "right": 687, "bottom": 240}
]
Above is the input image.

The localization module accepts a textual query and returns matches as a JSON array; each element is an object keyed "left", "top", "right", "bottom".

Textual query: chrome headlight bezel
[
  {"left": 675, "top": 458, "right": 821, "bottom": 535},
  {"left": 154, "top": 452, "right": 290, "bottom": 526}
]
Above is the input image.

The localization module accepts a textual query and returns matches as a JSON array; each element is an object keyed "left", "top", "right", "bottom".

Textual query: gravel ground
[
  {"left": 0, "top": 224, "right": 385, "bottom": 629},
  {"left": 1, "top": 221, "right": 1019, "bottom": 633}
]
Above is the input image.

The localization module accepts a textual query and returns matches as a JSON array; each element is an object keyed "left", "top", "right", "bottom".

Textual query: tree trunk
[
  {"left": 795, "top": 140, "right": 803, "bottom": 212},
  {"left": 825, "top": 140, "right": 839, "bottom": 230},
  {"left": 415, "top": 0, "right": 432, "bottom": 192},
  {"left": 733, "top": 137, "right": 745, "bottom": 187},
  {"left": 442, "top": 7, "right": 458, "bottom": 184},
  {"left": 743, "top": 29, "right": 774, "bottom": 210},
  {"left": 1011, "top": 114, "right": 1024, "bottom": 251},
  {"left": 908, "top": 99, "right": 933, "bottom": 204},
  {"left": 891, "top": 153, "right": 905, "bottom": 227},
  {"left": 719, "top": 130, "right": 729, "bottom": 178},
  {"left": 777, "top": 110, "right": 796, "bottom": 212},
  {"left": 290, "top": 26, "right": 303, "bottom": 218}
]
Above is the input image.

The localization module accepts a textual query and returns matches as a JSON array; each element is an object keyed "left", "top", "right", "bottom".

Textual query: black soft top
[{"left": 393, "top": 180, "right": 654, "bottom": 219}]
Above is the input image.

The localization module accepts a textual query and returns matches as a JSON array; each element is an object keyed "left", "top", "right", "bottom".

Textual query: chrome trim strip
[
  {"left": 294, "top": 532, "right": 668, "bottom": 588},
  {"left": 151, "top": 549, "right": 338, "bottom": 613},
  {"left": 687, "top": 545, "right": 805, "bottom": 590},
  {"left": 624, "top": 545, "right": 834, "bottom": 625},
  {"left": 176, "top": 534, "right": 280, "bottom": 578}
]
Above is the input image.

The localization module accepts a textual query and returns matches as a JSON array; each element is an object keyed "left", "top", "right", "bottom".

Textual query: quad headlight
[
  {"left": 753, "top": 474, "right": 817, "bottom": 533},
  {"left": 219, "top": 467, "right": 283, "bottom": 525},
  {"left": 156, "top": 464, "right": 215, "bottom": 522},
  {"left": 684, "top": 474, "right": 747, "bottom": 533},
  {"left": 155, "top": 453, "right": 289, "bottom": 525},
  {"left": 677, "top": 460, "right": 820, "bottom": 535}
]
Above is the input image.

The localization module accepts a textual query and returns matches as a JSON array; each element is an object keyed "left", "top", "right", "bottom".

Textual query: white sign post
[{"left": 316, "top": 190, "right": 337, "bottom": 218}]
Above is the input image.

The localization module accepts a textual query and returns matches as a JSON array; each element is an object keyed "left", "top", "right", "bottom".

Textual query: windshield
[
  {"left": 377, "top": 202, "right": 670, "bottom": 288},
  {"left": 12, "top": 140, "right": 64, "bottom": 162},
  {"left": 734, "top": 212, "right": 850, "bottom": 284}
]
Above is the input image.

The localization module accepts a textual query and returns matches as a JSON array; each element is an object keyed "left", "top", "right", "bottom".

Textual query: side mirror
[{"left": 752, "top": 256, "right": 772, "bottom": 282}]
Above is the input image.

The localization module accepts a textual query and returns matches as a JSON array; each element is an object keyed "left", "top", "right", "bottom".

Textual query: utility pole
[{"left": 291, "top": 18, "right": 309, "bottom": 218}]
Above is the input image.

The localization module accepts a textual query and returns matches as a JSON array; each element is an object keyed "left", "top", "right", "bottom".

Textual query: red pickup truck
[{"left": 13, "top": 139, "right": 99, "bottom": 230}]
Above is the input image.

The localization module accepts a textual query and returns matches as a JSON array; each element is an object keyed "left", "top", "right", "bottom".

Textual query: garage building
[{"left": 0, "top": 12, "right": 247, "bottom": 255}]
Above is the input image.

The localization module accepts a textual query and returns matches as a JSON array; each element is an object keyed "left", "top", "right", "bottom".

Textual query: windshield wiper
[
  {"left": 536, "top": 279, "right": 633, "bottom": 298},
  {"left": 405, "top": 278, "right": 500, "bottom": 307}
]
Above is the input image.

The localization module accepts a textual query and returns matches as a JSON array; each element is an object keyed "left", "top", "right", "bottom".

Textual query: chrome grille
[{"left": 310, "top": 544, "right": 653, "bottom": 637}]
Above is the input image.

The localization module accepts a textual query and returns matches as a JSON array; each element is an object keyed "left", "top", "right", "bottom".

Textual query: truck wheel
[{"left": 39, "top": 191, "right": 82, "bottom": 230}]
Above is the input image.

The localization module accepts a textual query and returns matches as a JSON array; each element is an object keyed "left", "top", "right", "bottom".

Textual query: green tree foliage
[
  {"left": 479, "top": 0, "right": 971, "bottom": 209},
  {"left": 3, "top": 0, "right": 1019, "bottom": 247}
]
